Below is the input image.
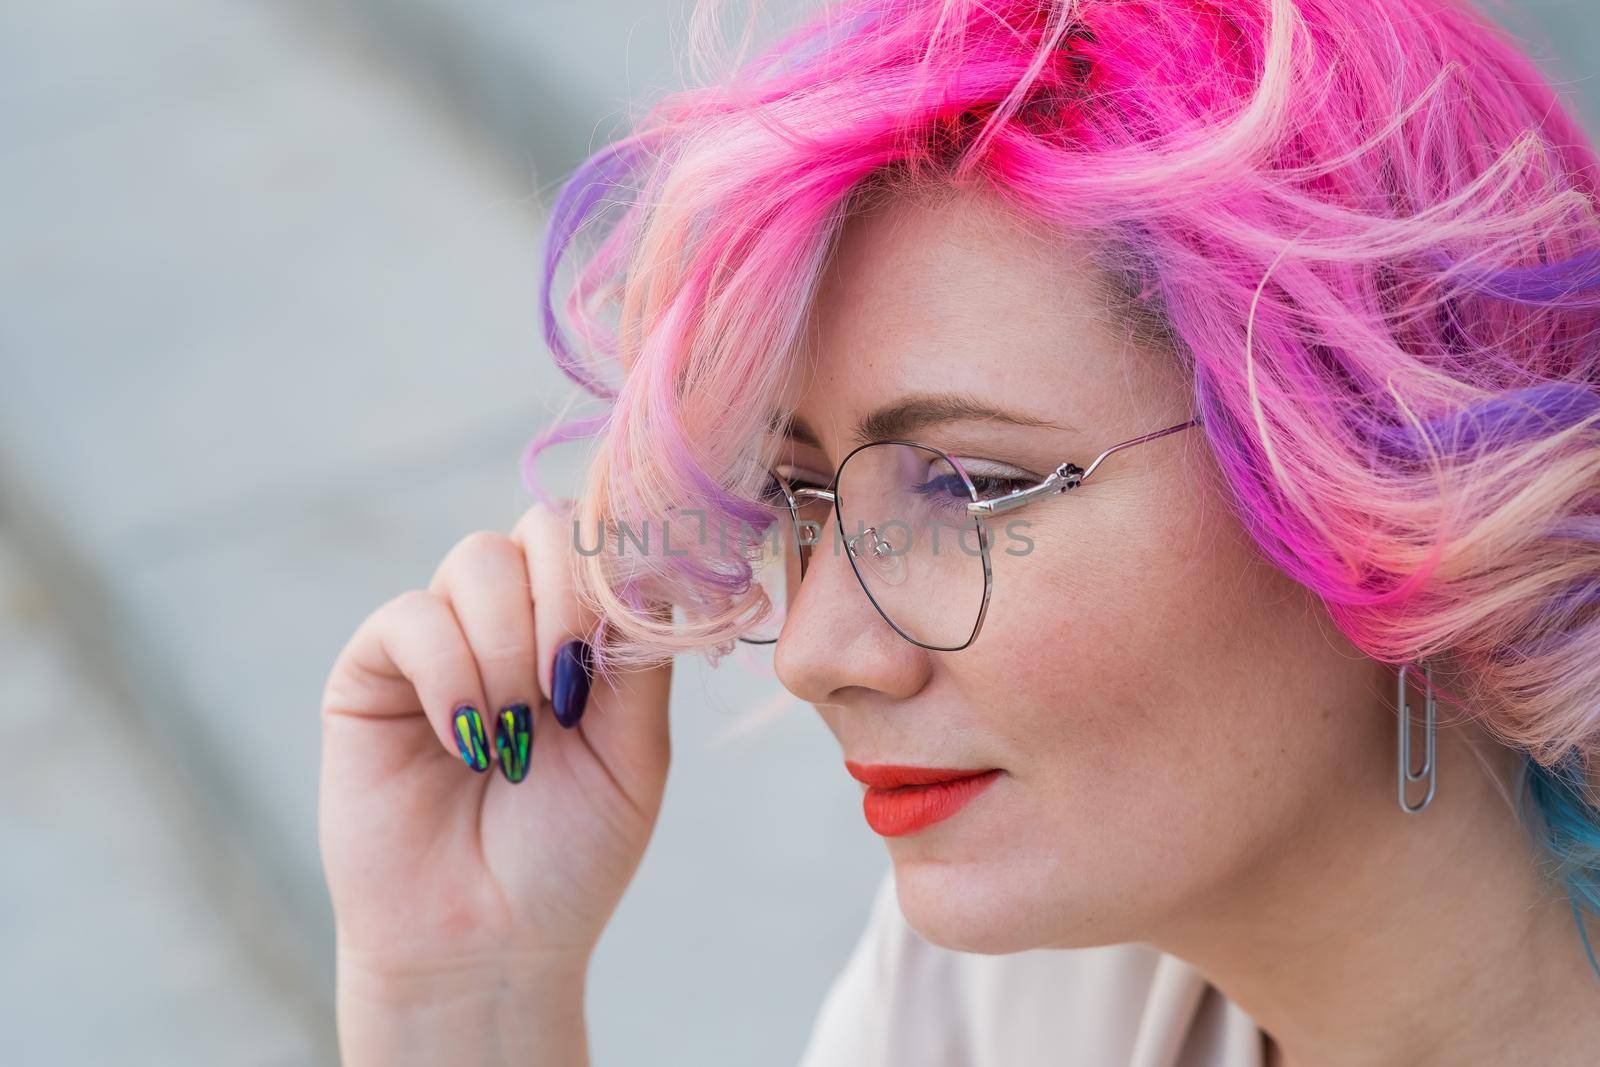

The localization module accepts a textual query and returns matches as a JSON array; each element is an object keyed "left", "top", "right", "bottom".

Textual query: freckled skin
[
  {"left": 772, "top": 181, "right": 1600, "bottom": 1067},
  {"left": 773, "top": 183, "right": 1485, "bottom": 956}
]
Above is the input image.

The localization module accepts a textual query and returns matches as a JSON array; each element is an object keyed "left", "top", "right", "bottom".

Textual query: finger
[
  {"left": 326, "top": 588, "right": 494, "bottom": 773},
  {"left": 570, "top": 628, "right": 675, "bottom": 822},
  {"left": 427, "top": 531, "right": 539, "bottom": 778},
  {"left": 510, "top": 501, "right": 675, "bottom": 814},
  {"left": 511, "top": 500, "right": 603, "bottom": 728}
]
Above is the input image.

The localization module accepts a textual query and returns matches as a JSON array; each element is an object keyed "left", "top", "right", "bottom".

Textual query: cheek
[
  {"left": 939, "top": 489, "right": 1361, "bottom": 939},
  {"left": 975, "top": 502, "right": 1198, "bottom": 762}
]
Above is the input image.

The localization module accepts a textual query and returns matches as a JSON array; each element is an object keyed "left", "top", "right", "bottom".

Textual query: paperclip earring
[{"left": 1397, "top": 660, "right": 1437, "bottom": 813}]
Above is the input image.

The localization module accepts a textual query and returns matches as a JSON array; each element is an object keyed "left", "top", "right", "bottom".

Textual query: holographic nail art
[
  {"left": 452, "top": 704, "right": 490, "bottom": 772},
  {"left": 496, "top": 703, "right": 533, "bottom": 783}
]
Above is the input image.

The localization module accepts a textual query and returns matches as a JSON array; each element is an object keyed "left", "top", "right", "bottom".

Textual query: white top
[{"left": 799, "top": 869, "right": 1269, "bottom": 1066}]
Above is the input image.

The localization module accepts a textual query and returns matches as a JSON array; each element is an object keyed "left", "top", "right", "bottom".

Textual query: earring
[{"left": 1397, "top": 660, "right": 1437, "bottom": 813}]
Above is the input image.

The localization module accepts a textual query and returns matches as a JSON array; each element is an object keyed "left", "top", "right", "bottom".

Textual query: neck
[{"left": 1150, "top": 721, "right": 1600, "bottom": 1067}]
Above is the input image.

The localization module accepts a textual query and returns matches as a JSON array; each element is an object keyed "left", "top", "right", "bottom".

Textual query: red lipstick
[{"left": 844, "top": 761, "right": 1003, "bottom": 837}]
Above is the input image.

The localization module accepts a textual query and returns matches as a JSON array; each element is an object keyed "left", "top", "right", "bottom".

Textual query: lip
[{"left": 844, "top": 761, "right": 1003, "bottom": 837}]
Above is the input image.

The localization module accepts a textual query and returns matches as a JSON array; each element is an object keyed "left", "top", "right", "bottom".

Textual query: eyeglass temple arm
[{"left": 967, "top": 417, "right": 1202, "bottom": 517}]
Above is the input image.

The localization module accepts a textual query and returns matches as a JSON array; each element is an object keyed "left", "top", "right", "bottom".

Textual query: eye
[
  {"left": 910, "top": 462, "right": 1036, "bottom": 507},
  {"left": 785, "top": 476, "right": 832, "bottom": 495},
  {"left": 911, "top": 471, "right": 975, "bottom": 500},
  {"left": 757, "top": 472, "right": 789, "bottom": 505},
  {"left": 966, "top": 472, "right": 1035, "bottom": 501},
  {"left": 765, "top": 468, "right": 833, "bottom": 505}
]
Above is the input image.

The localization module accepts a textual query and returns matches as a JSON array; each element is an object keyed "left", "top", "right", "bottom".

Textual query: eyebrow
[{"left": 775, "top": 391, "right": 1071, "bottom": 450}]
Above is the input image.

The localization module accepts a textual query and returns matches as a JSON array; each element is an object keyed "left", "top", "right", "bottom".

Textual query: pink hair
[{"left": 525, "top": 0, "right": 1600, "bottom": 811}]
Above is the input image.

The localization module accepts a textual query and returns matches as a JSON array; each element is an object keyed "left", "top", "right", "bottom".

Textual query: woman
[{"left": 319, "top": 0, "right": 1600, "bottom": 1063}]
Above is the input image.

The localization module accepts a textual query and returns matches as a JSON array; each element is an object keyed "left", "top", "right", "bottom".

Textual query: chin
[
  {"left": 891, "top": 852, "right": 1139, "bottom": 955},
  {"left": 891, "top": 858, "right": 1069, "bottom": 955}
]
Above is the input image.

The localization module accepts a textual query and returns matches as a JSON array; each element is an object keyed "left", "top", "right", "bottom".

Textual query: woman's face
[{"left": 772, "top": 184, "right": 1399, "bottom": 954}]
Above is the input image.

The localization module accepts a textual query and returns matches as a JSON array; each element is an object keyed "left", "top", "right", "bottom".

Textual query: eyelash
[
  {"left": 770, "top": 465, "right": 1037, "bottom": 502},
  {"left": 965, "top": 471, "right": 1036, "bottom": 500}
]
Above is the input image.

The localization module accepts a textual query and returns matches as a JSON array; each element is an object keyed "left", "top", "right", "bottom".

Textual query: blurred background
[{"left": 1, "top": 2, "right": 1596, "bottom": 1064}]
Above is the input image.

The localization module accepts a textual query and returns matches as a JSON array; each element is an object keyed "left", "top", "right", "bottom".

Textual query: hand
[{"left": 318, "top": 501, "right": 673, "bottom": 1064}]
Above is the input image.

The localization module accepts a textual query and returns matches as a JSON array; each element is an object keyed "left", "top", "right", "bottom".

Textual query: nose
[{"left": 773, "top": 523, "right": 931, "bottom": 705}]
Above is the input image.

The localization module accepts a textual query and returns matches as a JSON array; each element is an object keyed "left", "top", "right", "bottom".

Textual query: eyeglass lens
[{"left": 745, "top": 442, "right": 988, "bottom": 649}]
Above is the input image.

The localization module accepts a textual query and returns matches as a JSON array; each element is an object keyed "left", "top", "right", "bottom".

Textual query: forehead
[{"left": 792, "top": 183, "right": 1175, "bottom": 446}]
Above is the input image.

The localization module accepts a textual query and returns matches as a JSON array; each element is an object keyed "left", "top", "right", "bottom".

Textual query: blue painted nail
[{"left": 552, "top": 640, "right": 594, "bottom": 728}]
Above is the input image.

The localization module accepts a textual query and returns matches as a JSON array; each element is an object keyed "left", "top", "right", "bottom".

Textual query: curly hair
[{"left": 523, "top": 0, "right": 1600, "bottom": 969}]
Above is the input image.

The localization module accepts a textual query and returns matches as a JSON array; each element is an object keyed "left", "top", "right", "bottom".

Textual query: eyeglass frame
[{"left": 740, "top": 414, "right": 1204, "bottom": 652}]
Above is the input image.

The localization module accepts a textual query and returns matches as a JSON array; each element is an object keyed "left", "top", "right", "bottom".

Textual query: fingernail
[
  {"left": 495, "top": 703, "right": 533, "bottom": 783},
  {"left": 452, "top": 703, "right": 490, "bottom": 772},
  {"left": 552, "top": 640, "right": 594, "bottom": 728}
]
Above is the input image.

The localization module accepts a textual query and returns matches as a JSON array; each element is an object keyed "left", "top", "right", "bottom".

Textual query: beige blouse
[{"left": 799, "top": 868, "right": 1269, "bottom": 1066}]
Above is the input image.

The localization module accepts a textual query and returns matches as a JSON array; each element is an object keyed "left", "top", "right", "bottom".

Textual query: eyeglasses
[{"left": 738, "top": 416, "right": 1203, "bottom": 651}]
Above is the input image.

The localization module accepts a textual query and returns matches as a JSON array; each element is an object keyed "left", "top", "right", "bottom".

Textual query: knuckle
[
  {"left": 386, "top": 587, "right": 440, "bottom": 619},
  {"left": 514, "top": 498, "right": 574, "bottom": 546},
  {"left": 431, "top": 532, "right": 527, "bottom": 595},
  {"left": 473, "top": 639, "right": 536, "bottom": 674},
  {"left": 451, "top": 529, "right": 520, "bottom": 566},
  {"left": 320, "top": 674, "right": 362, "bottom": 720}
]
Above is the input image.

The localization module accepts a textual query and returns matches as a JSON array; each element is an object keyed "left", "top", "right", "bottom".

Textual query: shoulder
[{"left": 798, "top": 869, "right": 1266, "bottom": 1067}]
